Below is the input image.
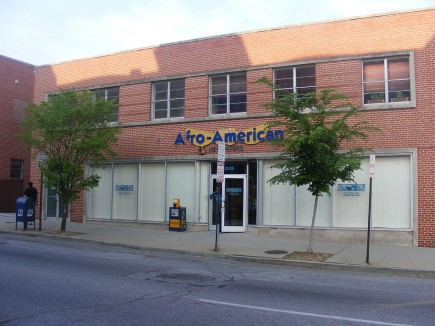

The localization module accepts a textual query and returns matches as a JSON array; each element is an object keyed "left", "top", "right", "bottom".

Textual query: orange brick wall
[
  {"left": 31, "top": 9, "right": 435, "bottom": 246},
  {"left": 0, "top": 55, "right": 34, "bottom": 211}
]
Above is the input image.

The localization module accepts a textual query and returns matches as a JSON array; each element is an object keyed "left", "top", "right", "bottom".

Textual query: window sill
[
  {"left": 152, "top": 117, "right": 185, "bottom": 123},
  {"left": 121, "top": 112, "right": 270, "bottom": 128},
  {"left": 208, "top": 112, "right": 248, "bottom": 119},
  {"left": 362, "top": 100, "right": 415, "bottom": 110}
]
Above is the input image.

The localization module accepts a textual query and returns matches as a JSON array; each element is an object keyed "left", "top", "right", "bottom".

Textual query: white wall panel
[
  {"left": 334, "top": 156, "right": 411, "bottom": 228},
  {"left": 334, "top": 158, "right": 370, "bottom": 227},
  {"left": 198, "top": 161, "right": 210, "bottom": 223},
  {"left": 113, "top": 164, "right": 138, "bottom": 220},
  {"left": 296, "top": 185, "right": 332, "bottom": 227},
  {"left": 139, "top": 163, "right": 166, "bottom": 222},
  {"left": 372, "top": 156, "right": 411, "bottom": 228},
  {"left": 262, "top": 160, "right": 295, "bottom": 225},
  {"left": 88, "top": 165, "right": 112, "bottom": 219},
  {"left": 167, "top": 162, "right": 195, "bottom": 222}
]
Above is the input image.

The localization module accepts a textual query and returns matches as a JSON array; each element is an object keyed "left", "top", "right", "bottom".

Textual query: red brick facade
[
  {"left": 0, "top": 55, "right": 34, "bottom": 212},
  {"left": 29, "top": 9, "right": 435, "bottom": 246}
]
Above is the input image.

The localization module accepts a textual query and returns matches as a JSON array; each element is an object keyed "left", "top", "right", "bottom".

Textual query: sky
[{"left": 1, "top": 0, "right": 433, "bottom": 66}]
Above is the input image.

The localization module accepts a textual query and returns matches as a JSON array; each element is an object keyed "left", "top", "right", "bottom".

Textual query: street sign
[
  {"left": 217, "top": 162, "right": 224, "bottom": 183},
  {"left": 218, "top": 141, "right": 225, "bottom": 162},
  {"left": 369, "top": 155, "right": 375, "bottom": 178},
  {"left": 217, "top": 141, "right": 225, "bottom": 183}
]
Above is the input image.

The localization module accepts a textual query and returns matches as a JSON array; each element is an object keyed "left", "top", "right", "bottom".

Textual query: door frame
[
  {"left": 45, "top": 187, "right": 65, "bottom": 220},
  {"left": 209, "top": 174, "right": 247, "bottom": 232}
]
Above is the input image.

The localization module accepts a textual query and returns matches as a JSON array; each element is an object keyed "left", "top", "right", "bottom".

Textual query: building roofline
[
  {"left": 0, "top": 54, "right": 35, "bottom": 68},
  {"left": 36, "top": 6, "right": 434, "bottom": 68}
]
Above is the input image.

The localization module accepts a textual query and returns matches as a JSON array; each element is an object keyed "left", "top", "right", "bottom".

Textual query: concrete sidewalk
[{"left": 1, "top": 213, "right": 434, "bottom": 278}]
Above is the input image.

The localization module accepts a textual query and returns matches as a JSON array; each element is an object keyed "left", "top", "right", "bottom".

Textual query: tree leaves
[
  {"left": 20, "top": 90, "right": 121, "bottom": 207},
  {"left": 256, "top": 78, "right": 378, "bottom": 252},
  {"left": 256, "top": 80, "right": 376, "bottom": 196}
]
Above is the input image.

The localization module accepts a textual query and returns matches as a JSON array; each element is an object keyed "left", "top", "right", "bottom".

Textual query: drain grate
[
  {"left": 264, "top": 250, "right": 288, "bottom": 255},
  {"left": 128, "top": 270, "right": 232, "bottom": 287}
]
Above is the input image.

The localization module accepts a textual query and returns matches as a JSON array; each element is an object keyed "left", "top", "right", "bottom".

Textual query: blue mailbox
[{"left": 16, "top": 197, "right": 36, "bottom": 230}]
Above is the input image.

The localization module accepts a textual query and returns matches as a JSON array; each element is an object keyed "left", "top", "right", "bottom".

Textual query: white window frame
[
  {"left": 363, "top": 55, "right": 413, "bottom": 106},
  {"left": 94, "top": 87, "right": 120, "bottom": 122},
  {"left": 209, "top": 73, "right": 247, "bottom": 115},
  {"left": 152, "top": 79, "right": 185, "bottom": 120},
  {"left": 273, "top": 65, "right": 316, "bottom": 97}
]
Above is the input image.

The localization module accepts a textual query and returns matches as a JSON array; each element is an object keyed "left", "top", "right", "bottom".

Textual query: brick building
[
  {"left": 28, "top": 8, "right": 435, "bottom": 247},
  {"left": 0, "top": 55, "right": 34, "bottom": 212}
]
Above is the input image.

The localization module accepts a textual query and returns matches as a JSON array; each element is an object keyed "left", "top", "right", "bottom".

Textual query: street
[{"left": 1, "top": 234, "right": 434, "bottom": 325}]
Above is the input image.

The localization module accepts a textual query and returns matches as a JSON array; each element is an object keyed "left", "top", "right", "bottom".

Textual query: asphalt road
[{"left": 1, "top": 234, "right": 434, "bottom": 326}]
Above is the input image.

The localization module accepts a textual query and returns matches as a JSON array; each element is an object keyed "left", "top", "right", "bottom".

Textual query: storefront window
[{"left": 211, "top": 161, "right": 247, "bottom": 174}]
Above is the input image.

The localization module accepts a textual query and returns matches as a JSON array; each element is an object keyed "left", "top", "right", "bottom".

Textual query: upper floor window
[
  {"left": 94, "top": 87, "right": 119, "bottom": 122},
  {"left": 152, "top": 79, "right": 185, "bottom": 119},
  {"left": 363, "top": 57, "right": 410, "bottom": 104},
  {"left": 274, "top": 65, "right": 316, "bottom": 97},
  {"left": 210, "top": 73, "right": 246, "bottom": 115},
  {"left": 10, "top": 159, "right": 23, "bottom": 180}
]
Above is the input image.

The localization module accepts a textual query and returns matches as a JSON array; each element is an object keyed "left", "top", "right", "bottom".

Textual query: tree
[
  {"left": 20, "top": 90, "right": 121, "bottom": 232},
  {"left": 257, "top": 78, "right": 377, "bottom": 252}
]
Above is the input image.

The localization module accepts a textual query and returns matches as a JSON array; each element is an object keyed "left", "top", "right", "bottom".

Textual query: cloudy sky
[{"left": 1, "top": 0, "right": 433, "bottom": 66}]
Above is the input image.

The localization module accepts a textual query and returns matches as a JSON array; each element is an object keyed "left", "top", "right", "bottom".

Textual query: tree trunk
[
  {"left": 60, "top": 202, "right": 68, "bottom": 232},
  {"left": 307, "top": 194, "right": 319, "bottom": 253}
]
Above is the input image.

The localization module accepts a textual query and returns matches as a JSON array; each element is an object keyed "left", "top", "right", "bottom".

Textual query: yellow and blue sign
[{"left": 174, "top": 124, "right": 283, "bottom": 147}]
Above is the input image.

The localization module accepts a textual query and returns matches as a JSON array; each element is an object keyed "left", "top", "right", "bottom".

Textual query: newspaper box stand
[
  {"left": 169, "top": 207, "right": 186, "bottom": 231},
  {"left": 16, "top": 197, "right": 36, "bottom": 230}
]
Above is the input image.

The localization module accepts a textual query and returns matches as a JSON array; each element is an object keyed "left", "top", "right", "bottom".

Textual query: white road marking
[{"left": 198, "top": 299, "right": 411, "bottom": 326}]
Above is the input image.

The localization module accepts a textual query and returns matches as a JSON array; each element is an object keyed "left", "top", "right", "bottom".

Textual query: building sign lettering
[{"left": 174, "top": 124, "right": 283, "bottom": 147}]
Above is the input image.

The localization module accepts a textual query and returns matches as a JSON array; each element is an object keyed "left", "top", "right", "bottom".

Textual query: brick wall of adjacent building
[
  {"left": 31, "top": 9, "right": 435, "bottom": 246},
  {"left": 0, "top": 55, "right": 34, "bottom": 212}
]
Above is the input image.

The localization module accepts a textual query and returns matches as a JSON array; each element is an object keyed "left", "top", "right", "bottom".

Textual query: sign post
[
  {"left": 215, "top": 141, "right": 225, "bottom": 251},
  {"left": 36, "top": 152, "right": 48, "bottom": 232},
  {"left": 366, "top": 155, "right": 375, "bottom": 263}
]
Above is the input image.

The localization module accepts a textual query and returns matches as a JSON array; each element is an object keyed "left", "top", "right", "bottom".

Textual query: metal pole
[
  {"left": 366, "top": 177, "right": 373, "bottom": 263},
  {"left": 215, "top": 221, "right": 219, "bottom": 251},
  {"left": 214, "top": 186, "right": 222, "bottom": 251},
  {"left": 39, "top": 171, "right": 43, "bottom": 231}
]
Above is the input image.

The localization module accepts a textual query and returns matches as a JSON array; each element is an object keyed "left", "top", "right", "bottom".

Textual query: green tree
[
  {"left": 20, "top": 90, "right": 121, "bottom": 232},
  {"left": 257, "top": 78, "right": 377, "bottom": 252}
]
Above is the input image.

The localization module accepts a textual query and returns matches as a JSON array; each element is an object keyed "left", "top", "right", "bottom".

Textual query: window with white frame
[
  {"left": 94, "top": 87, "right": 120, "bottom": 122},
  {"left": 363, "top": 56, "right": 411, "bottom": 104},
  {"left": 152, "top": 79, "right": 185, "bottom": 119},
  {"left": 10, "top": 159, "right": 23, "bottom": 180},
  {"left": 274, "top": 65, "right": 316, "bottom": 97},
  {"left": 210, "top": 73, "right": 246, "bottom": 115}
]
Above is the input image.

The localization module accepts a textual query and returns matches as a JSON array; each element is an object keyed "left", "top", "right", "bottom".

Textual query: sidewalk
[{"left": 1, "top": 213, "right": 435, "bottom": 278}]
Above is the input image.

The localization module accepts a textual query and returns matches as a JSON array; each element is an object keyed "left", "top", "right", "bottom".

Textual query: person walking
[
  {"left": 22, "top": 182, "right": 38, "bottom": 230},
  {"left": 24, "top": 181, "right": 38, "bottom": 203}
]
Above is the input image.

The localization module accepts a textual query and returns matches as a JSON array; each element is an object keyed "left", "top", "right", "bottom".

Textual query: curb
[
  {"left": 2, "top": 229, "right": 435, "bottom": 279},
  {"left": 229, "top": 254, "right": 435, "bottom": 279}
]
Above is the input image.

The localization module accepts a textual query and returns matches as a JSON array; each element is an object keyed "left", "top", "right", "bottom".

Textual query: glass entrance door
[
  {"left": 211, "top": 175, "right": 247, "bottom": 232},
  {"left": 223, "top": 176, "right": 247, "bottom": 232}
]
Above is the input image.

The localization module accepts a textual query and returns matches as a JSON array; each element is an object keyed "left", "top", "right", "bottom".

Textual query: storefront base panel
[
  {"left": 248, "top": 227, "right": 414, "bottom": 246},
  {"left": 86, "top": 219, "right": 209, "bottom": 231},
  {"left": 85, "top": 218, "right": 414, "bottom": 246}
]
